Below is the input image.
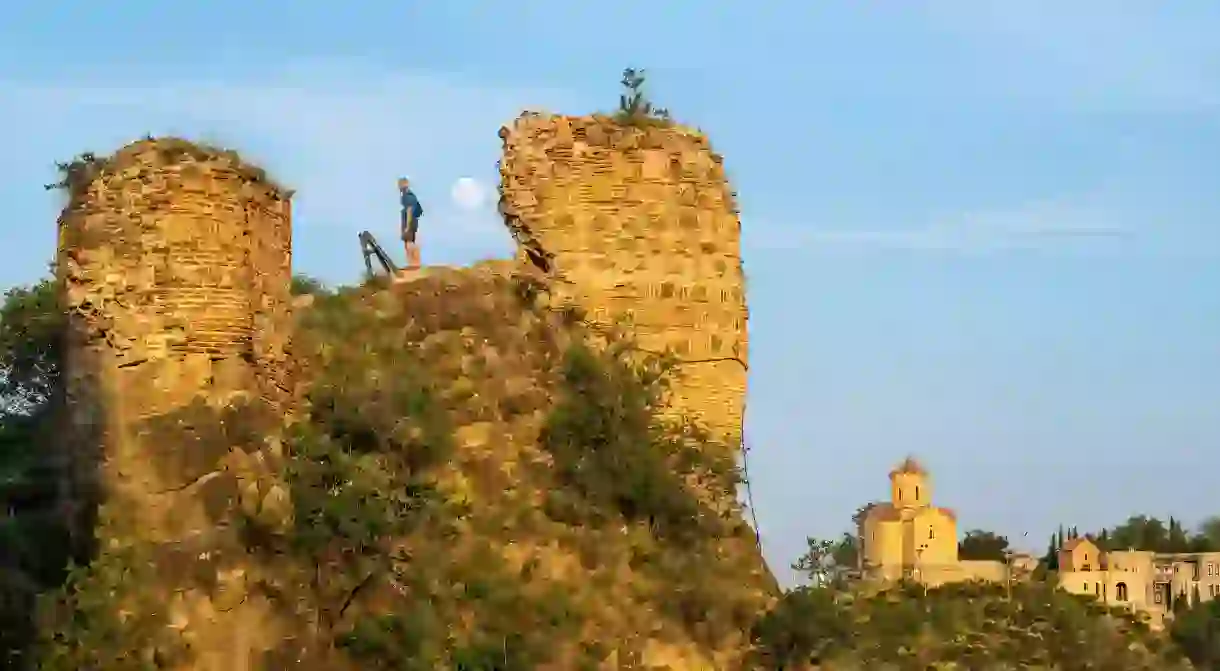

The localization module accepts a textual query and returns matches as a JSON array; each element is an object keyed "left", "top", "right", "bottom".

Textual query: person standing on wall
[{"left": 399, "top": 177, "right": 424, "bottom": 272}]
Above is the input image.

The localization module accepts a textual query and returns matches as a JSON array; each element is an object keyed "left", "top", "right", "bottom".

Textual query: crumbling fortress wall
[
  {"left": 499, "top": 113, "right": 748, "bottom": 448},
  {"left": 55, "top": 138, "right": 297, "bottom": 669}
]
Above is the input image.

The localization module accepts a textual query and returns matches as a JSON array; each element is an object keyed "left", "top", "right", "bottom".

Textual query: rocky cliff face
[{"left": 280, "top": 262, "right": 774, "bottom": 668}]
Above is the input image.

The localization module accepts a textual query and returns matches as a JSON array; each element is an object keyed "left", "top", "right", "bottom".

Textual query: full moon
[{"left": 450, "top": 177, "right": 486, "bottom": 211}]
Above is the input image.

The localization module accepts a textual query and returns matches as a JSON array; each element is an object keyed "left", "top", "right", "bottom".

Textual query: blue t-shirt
[{"left": 401, "top": 189, "right": 424, "bottom": 220}]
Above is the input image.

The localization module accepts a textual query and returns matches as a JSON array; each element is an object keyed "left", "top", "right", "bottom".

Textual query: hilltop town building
[
  {"left": 857, "top": 457, "right": 1220, "bottom": 630},
  {"left": 859, "top": 457, "right": 1016, "bottom": 586},
  {"left": 1057, "top": 537, "right": 1220, "bottom": 628}
]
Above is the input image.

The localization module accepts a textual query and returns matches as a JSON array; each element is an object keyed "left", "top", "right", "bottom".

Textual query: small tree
[
  {"left": 958, "top": 529, "right": 1010, "bottom": 561},
  {"left": 829, "top": 532, "right": 858, "bottom": 573},
  {"left": 1175, "top": 590, "right": 1191, "bottom": 615},
  {"left": 0, "top": 276, "right": 64, "bottom": 415},
  {"left": 792, "top": 537, "right": 836, "bottom": 588},
  {"left": 1169, "top": 598, "right": 1220, "bottom": 668},
  {"left": 615, "top": 68, "right": 670, "bottom": 126}
]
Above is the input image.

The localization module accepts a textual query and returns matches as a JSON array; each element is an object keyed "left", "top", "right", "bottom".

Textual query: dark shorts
[{"left": 401, "top": 213, "right": 419, "bottom": 243}]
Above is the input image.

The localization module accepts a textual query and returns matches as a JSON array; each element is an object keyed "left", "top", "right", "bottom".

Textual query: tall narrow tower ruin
[
  {"left": 498, "top": 114, "right": 748, "bottom": 448},
  {"left": 54, "top": 138, "right": 296, "bottom": 668}
]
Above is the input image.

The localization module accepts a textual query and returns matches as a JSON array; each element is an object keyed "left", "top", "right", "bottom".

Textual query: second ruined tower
[{"left": 498, "top": 114, "right": 748, "bottom": 448}]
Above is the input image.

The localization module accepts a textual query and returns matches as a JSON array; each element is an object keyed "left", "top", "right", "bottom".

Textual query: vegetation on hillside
[
  {"left": 10, "top": 267, "right": 1220, "bottom": 669},
  {"left": 751, "top": 580, "right": 1195, "bottom": 670},
  {"left": 249, "top": 272, "right": 767, "bottom": 668},
  {"left": 1, "top": 266, "right": 771, "bottom": 668},
  {"left": 1171, "top": 597, "right": 1220, "bottom": 669}
]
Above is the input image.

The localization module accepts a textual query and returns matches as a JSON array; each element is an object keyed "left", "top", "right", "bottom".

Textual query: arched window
[
  {"left": 915, "top": 486, "right": 920, "bottom": 500},
  {"left": 1116, "top": 583, "right": 1129, "bottom": 601}
]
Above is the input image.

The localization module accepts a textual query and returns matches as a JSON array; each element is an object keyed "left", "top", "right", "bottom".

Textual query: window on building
[
  {"left": 1095, "top": 583, "right": 1100, "bottom": 595},
  {"left": 1116, "top": 583, "right": 1128, "bottom": 601},
  {"left": 1155, "top": 591, "right": 1163, "bottom": 604},
  {"left": 916, "top": 486, "right": 920, "bottom": 500},
  {"left": 928, "top": 528, "right": 934, "bottom": 540}
]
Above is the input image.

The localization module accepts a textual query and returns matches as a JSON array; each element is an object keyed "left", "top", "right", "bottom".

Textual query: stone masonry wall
[
  {"left": 55, "top": 138, "right": 296, "bottom": 669},
  {"left": 498, "top": 113, "right": 748, "bottom": 447}
]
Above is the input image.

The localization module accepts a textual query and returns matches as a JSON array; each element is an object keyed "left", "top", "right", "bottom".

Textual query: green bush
[
  {"left": 35, "top": 545, "right": 191, "bottom": 671},
  {"left": 613, "top": 68, "right": 671, "bottom": 127},
  {"left": 750, "top": 580, "right": 1193, "bottom": 669},
  {"left": 539, "top": 339, "right": 736, "bottom": 544},
  {"left": 1169, "top": 597, "right": 1220, "bottom": 668}
]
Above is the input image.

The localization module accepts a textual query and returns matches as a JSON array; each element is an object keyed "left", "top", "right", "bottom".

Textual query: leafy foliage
[
  {"left": 614, "top": 68, "right": 671, "bottom": 127},
  {"left": 45, "top": 140, "right": 282, "bottom": 198},
  {"left": 242, "top": 279, "right": 764, "bottom": 667},
  {"left": 289, "top": 274, "right": 330, "bottom": 297},
  {"left": 958, "top": 528, "right": 1011, "bottom": 561},
  {"left": 539, "top": 339, "right": 736, "bottom": 543},
  {"left": 0, "top": 276, "right": 63, "bottom": 414},
  {"left": 752, "top": 580, "right": 1193, "bottom": 669},
  {"left": 0, "top": 278, "right": 74, "bottom": 669},
  {"left": 34, "top": 545, "right": 191, "bottom": 671},
  {"left": 43, "top": 152, "right": 108, "bottom": 195},
  {"left": 749, "top": 586, "right": 849, "bottom": 669},
  {"left": 1170, "top": 596, "right": 1220, "bottom": 669},
  {"left": 791, "top": 537, "right": 850, "bottom": 588}
]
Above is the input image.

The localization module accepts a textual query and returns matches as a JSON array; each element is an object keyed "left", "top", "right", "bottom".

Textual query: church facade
[{"left": 858, "top": 457, "right": 1019, "bottom": 587}]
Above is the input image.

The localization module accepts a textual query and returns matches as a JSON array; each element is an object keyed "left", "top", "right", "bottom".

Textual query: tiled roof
[
  {"left": 864, "top": 502, "right": 957, "bottom": 522},
  {"left": 889, "top": 455, "right": 927, "bottom": 477},
  {"left": 1061, "top": 538, "right": 1097, "bottom": 552}
]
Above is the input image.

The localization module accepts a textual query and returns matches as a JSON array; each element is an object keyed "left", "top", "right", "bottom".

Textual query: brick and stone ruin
[
  {"left": 50, "top": 115, "right": 762, "bottom": 669},
  {"left": 55, "top": 139, "right": 300, "bottom": 668},
  {"left": 499, "top": 114, "right": 748, "bottom": 449}
]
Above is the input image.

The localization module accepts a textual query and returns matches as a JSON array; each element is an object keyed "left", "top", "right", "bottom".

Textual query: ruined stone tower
[
  {"left": 498, "top": 114, "right": 748, "bottom": 447},
  {"left": 55, "top": 138, "right": 296, "bottom": 669}
]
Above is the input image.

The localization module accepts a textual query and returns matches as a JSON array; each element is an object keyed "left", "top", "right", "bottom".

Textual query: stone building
[
  {"left": 859, "top": 457, "right": 1013, "bottom": 587},
  {"left": 498, "top": 113, "right": 747, "bottom": 450},
  {"left": 55, "top": 138, "right": 298, "bottom": 669},
  {"left": 1057, "top": 536, "right": 1220, "bottom": 628},
  {"left": 856, "top": 457, "right": 1220, "bottom": 629}
]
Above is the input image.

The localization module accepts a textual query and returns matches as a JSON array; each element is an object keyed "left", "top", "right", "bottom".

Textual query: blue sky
[{"left": 2, "top": 2, "right": 1218, "bottom": 585}]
